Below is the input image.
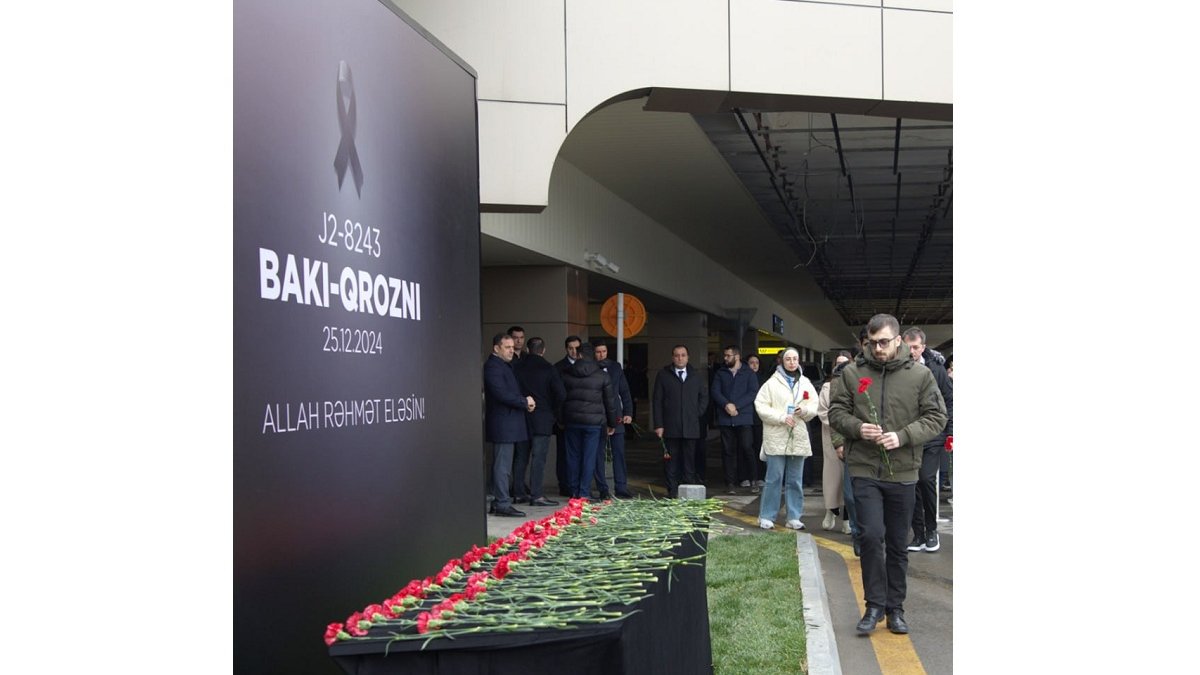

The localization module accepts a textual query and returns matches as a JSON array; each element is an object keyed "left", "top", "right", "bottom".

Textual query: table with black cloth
[{"left": 329, "top": 532, "right": 712, "bottom": 675}]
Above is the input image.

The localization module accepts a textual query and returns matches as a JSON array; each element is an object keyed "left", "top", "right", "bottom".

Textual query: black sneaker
[
  {"left": 924, "top": 532, "right": 940, "bottom": 552},
  {"left": 906, "top": 535, "right": 925, "bottom": 552}
]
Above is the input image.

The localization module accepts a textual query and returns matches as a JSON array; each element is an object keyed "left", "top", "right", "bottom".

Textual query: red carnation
[
  {"left": 324, "top": 622, "right": 347, "bottom": 646},
  {"left": 416, "top": 611, "right": 432, "bottom": 634},
  {"left": 803, "top": 390, "right": 810, "bottom": 400},
  {"left": 944, "top": 435, "right": 953, "bottom": 452},
  {"left": 345, "top": 611, "right": 370, "bottom": 637},
  {"left": 857, "top": 377, "right": 873, "bottom": 394},
  {"left": 363, "top": 603, "right": 388, "bottom": 621},
  {"left": 493, "top": 559, "right": 511, "bottom": 580}
]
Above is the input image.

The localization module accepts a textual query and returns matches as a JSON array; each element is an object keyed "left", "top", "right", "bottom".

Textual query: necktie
[{"left": 677, "top": 369, "right": 685, "bottom": 381}]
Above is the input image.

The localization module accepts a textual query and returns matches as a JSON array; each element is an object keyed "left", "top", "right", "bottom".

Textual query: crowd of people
[
  {"left": 482, "top": 328, "right": 634, "bottom": 518},
  {"left": 483, "top": 313, "right": 953, "bottom": 636}
]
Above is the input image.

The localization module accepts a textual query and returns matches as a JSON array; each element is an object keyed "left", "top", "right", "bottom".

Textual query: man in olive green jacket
[{"left": 828, "top": 313, "right": 947, "bottom": 637}]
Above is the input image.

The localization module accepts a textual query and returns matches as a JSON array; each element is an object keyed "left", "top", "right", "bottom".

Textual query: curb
[{"left": 796, "top": 532, "right": 842, "bottom": 675}]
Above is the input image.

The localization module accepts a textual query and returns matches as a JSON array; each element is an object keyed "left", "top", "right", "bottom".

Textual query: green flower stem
[{"left": 334, "top": 500, "right": 724, "bottom": 645}]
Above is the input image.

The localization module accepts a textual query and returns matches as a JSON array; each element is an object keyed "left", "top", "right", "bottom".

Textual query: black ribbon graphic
[{"left": 334, "top": 61, "right": 364, "bottom": 196}]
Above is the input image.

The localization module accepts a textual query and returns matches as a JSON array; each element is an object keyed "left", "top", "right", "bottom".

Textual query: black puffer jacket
[
  {"left": 562, "top": 358, "right": 617, "bottom": 428},
  {"left": 921, "top": 348, "right": 953, "bottom": 437}
]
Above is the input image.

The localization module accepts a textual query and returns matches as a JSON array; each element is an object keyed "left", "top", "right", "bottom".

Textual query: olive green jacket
[{"left": 827, "top": 351, "right": 948, "bottom": 482}]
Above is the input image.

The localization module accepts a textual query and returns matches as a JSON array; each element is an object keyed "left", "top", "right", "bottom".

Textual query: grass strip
[{"left": 707, "top": 533, "right": 807, "bottom": 674}]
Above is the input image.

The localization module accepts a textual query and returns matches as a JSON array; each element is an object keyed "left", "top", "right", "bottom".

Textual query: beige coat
[
  {"left": 817, "top": 381, "right": 844, "bottom": 510},
  {"left": 754, "top": 368, "right": 819, "bottom": 457}
]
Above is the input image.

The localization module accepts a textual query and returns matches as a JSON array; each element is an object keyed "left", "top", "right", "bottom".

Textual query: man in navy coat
[
  {"left": 711, "top": 345, "right": 759, "bottom": 494},
  {"left": 484, "top": 333, "right": 535, "bottom": 517}
]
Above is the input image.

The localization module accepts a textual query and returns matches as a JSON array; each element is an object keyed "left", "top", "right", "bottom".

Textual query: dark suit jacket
[
  {"left": 513, "top": 353, "right": 565, "bottom": 436},
  {"left": 598, "top": 358, "right": 633, "bottom": 435},
  {"left": 483, "top": 354, "right": 528, "bottom": 443},
  {"left": 711, "top": 365, "right": 759, "bottom": 427},
  {"left": 652, "top": 364, "right": 708, "bottom": 439}
]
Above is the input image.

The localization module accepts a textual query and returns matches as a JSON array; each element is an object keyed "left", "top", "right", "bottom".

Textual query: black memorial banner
[{"left": 234, "top": 1, "right": 480, "bottom": 672}]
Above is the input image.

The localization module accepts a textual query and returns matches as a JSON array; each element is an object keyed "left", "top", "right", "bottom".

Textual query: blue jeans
[
  {"left": 592, "top": 431, "right": 628, "bottom": 496},
  {"left": 566, "top": 425, "right": 601, "bottom": 498},
  {"left": 842, "top": 461, "right": 860, "bottom": 538},
  {"left": 491, "top": 442, "right": 515, "bottom": 510},
  {"left": 758, "top": 454, "right": 806, "bottom": 523}
]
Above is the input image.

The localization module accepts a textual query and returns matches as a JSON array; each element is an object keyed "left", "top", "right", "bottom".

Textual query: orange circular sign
[{"left": 600, "top": 293, "right": 647, "bottom": 338}]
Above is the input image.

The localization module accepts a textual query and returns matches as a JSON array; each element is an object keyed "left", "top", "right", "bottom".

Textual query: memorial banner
[{"left": 234, "top": 0, "right": 480, "bottom": 671}]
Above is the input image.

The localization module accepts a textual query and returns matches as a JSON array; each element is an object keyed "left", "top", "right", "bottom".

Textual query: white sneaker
[
  {"left": 785, "top": 519, "right": 805, "bottom": 530},
  {"left": 822, "top": 510, "right": 836, "bottom": 531},
  {"left": 754, "top": 480, "right": 765, "bottom": 487},
  {"left": 841, "top": 519, "right": 852, "bottom": 535},
  {"left": 759, "top": 519, "right": 774, "bottom": 530},
  {"left": 739, "top": 480, "right": 751, "bottom": 487}
]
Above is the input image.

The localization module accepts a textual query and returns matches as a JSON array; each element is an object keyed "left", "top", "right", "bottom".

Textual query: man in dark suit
[
  {"left": 506, "top": 325, "right": 527, "bottom": 364},
  {"left": 593, "top": 340, "right": 634, "bottom": 499},
  {"left": 652, "top": 345, "right": 708, "bottom": 498},
  {"left": 512, "top": 337, "right": 564, "bottom": 507},
  {"left": 484, "top": 332, "right": 535, "bottom": 517},
  {"left": 552, "top": 335, "right": 582, "bottom": 497}
]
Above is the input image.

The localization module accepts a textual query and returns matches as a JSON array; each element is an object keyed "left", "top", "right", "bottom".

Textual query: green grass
[{"left": 707, "top": 533, "right": 807, "bottom": 675}]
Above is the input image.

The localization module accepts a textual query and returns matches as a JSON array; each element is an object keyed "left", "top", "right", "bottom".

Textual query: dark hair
[
  {"left": 578, "top": 342, "right": 595, "bottom": 359},
  {"left": 746, "top": 353, "right": 760, "bottom": 362},
  {"left": 902, "top": 327, "right": 926, "bottom": 343},
  {"left": 672, "top": 344, "right": 689, "bottom": 355},
  {"left": 723, "top": 345, "right": 741, "bottom": 355},
  {"left": 527, "top": 337, "right": 546, "bottom": 354},
  {"left": 506, "top": 325, "right": 525, "bottom": 335},
  {"left": 492, "top": 332, "right": 512, "bottom": 347},
  {"left": 592, "top": 338, "right": 607, "bottom": 349},
  {"left": 866, "top": 314, "right": 900, "bottom": 337},
  {"left": 837, "top": 350, "right": 852, "bottom": 360},
  {"left": 565, "top": 335, "right": 581, "bottom": 348},
  {"left": 831, "top": 361, "right": 849, "bottom": 379}
]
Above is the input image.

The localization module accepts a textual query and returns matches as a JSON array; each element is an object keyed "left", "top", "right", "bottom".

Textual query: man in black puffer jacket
[{"left": 561, "top": 343, "right": 618, "bottom": 499}]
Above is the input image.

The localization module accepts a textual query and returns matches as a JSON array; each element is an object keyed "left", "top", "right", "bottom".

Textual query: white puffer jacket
[{"left": 754, "top": 367, "right": 819, "bottom": 457}]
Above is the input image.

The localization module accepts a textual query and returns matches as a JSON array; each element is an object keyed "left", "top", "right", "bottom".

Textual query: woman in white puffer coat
[{"left": 755, "top": 347, "right": 820, "bottom": 530}]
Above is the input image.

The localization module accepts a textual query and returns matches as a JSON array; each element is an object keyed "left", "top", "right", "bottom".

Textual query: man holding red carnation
[{"left": 828, "top": 313, "right": 947, "bottom": 637}]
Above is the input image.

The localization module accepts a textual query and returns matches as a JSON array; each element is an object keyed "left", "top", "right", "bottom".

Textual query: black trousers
[
  {"left": 853, "top": 477, "right": 916, "bottom": 611},
  {"left": 664, "top": 437, "right": 698, "bottom": 497},
  {"left": 555, "top": 428, "right": 569, "bottom": 495},
  {"left": 911, "top": 441, "right": 944, "bottom": 540},
  {"left": 720, "top": 425, "right": 754, "bottom": 486}
]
